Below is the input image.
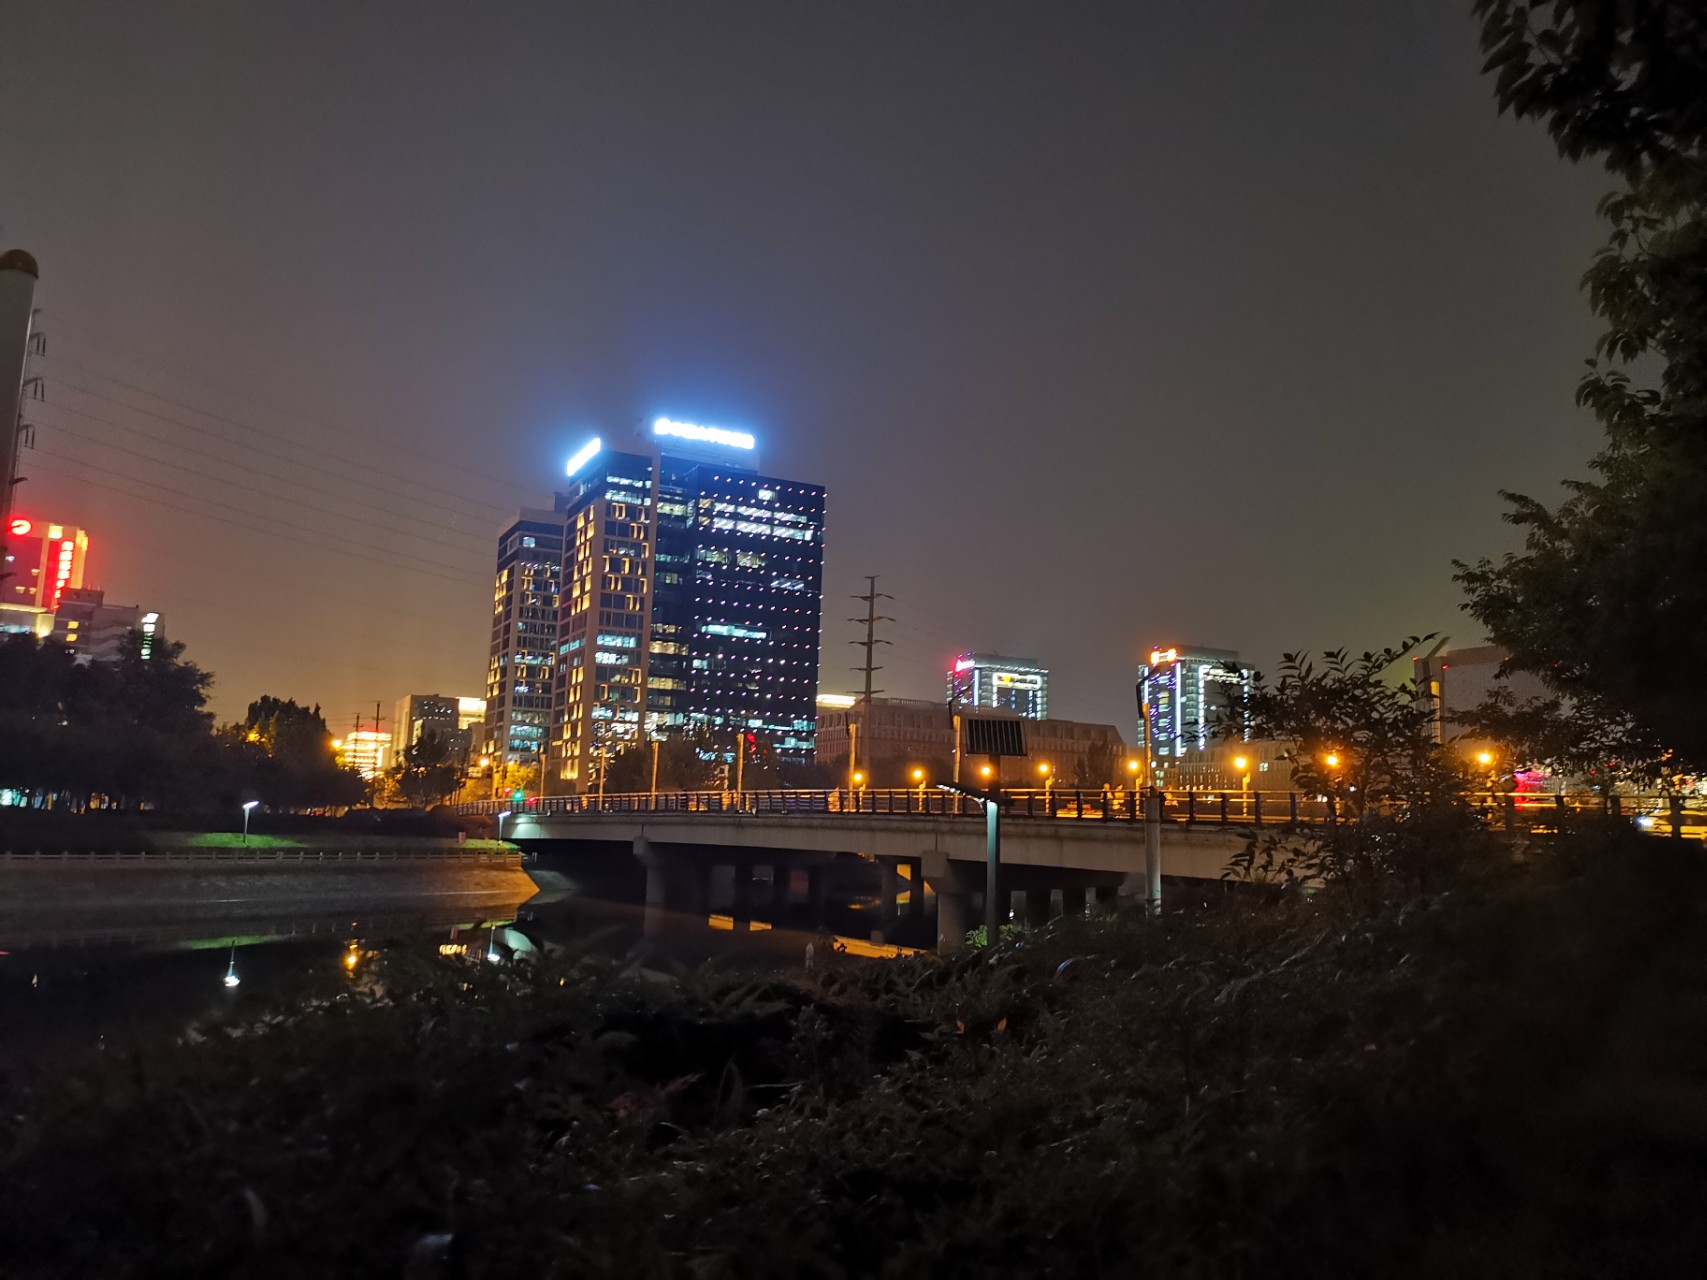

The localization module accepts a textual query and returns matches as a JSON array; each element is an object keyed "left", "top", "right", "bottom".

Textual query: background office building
[
  {"left": 548, "top": 420, "right": 825, "bottom": 790},
  {"left": 485, "top": 508, "right": 564, "bottom": 767},
  {"left": 395, "top": 693, "right": 484, "bottom": 765},
  {"left": 51, "top": 588, "right": 162, "bottom": 663},
  {"left": 1137, "top": 646, "right": 1253, "bottom": 772},
  {"left": 948, "top": 652, "right": 1049, "bottom": 719}
]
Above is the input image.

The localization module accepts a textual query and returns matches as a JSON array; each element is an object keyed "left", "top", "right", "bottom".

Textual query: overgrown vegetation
[{"left": 2, "top": 820, "right": 1701, "bottom": 1277}]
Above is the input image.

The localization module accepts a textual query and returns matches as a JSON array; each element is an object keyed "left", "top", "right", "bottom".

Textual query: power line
[
  {"left": 31, "top": 405, "right": 492, "bottom": 563},
  {"left": 38, "top": 310, "right": 541, "bottom": 506},
  {"left": 23, "top": 452, "right": 488, "bottom": 587},
  {"left": 34, "top": 351, "right": 514, "bottom": 527},
  {"left": 31, "top": 390, "right": 500, "bottom": 548}
]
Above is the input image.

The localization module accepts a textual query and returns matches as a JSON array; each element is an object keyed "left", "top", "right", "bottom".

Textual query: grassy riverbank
[{"left": 3, "top": 822, "right": 1703, "bottom": 1277}]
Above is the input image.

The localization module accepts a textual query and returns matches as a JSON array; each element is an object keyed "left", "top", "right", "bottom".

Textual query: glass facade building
[
  {"left": 1136, "top": 646, "right": 1253, "bottom": 770},
  {"left": 947, "top": 652, "right": 1049, "bottom": 720},
  {"left": 545, "top": 427, "right": 825, "bottom": 790},
  {"left": 486, "top": 508, "right": 564, "bottom": 766}
]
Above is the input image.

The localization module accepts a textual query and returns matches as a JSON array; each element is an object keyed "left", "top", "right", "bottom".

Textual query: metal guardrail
[{"left": 455, "top": 788, "right": 1707, "bottom": 837}]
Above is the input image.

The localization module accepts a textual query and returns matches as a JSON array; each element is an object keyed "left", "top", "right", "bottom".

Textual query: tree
[
  {"left": 1459, "top": 2, "right": 1707, "bottom": 770},
  {"left": 1223, "top": 639, "right": 1494, "bottom": 897},
  {"left": 386, "top": 731, "right": 464, "bottom": 809},
  {"left": 1232, "top": 639, "right": 1469, "bottom": 821},
  {"left": 240, "top": 696, "right": 365, "bottom": 809}
]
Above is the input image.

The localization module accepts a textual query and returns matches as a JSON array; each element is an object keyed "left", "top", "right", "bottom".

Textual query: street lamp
[
  {"left": 912, "top": 767, "right": 926, "bottom": 799},
  {"left": 241, "top": 800, "right": 258, "bottom": 845},
  {"left": 496, "top": 808, "right": 512, "bottom": 843},
  {"left": 1323, "top": 753, "right": 1340, "bottom": 769}
]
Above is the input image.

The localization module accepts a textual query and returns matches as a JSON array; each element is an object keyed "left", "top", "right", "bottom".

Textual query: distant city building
[
  {"left": 337, "top": 729, "right": 391, "bottom": 780},
  {"left": 1413, "top": 642, "right": 1551, "bottom": 742},
  {"left": 486, "top": 508, "right": 565, "bottom": 767},
  {"left": 1137, "top": 646, "right": 1253, "bottom": 774},
  {"left": 50, "top": 588, "right": 161, "bottom": 663},
  {"left": 546, "top": 422, "right": 825, "bottom": 790},
  {"left": 947, "top": 652, "right": 1049, "bottom": 720},
  {"left": 394, "top": 693, "right": 480, "bottom": 764},
  {"left": 2, "top": 517, "right": 88, "bottom": 636},
  {"left": 815, "top": 695, "right": 1129, "bottom": 788}
]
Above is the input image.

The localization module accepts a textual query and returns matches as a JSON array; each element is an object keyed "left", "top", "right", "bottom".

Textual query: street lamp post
[
  {"left": 241, "top": 800, "right": 258, "bottom": 845},
  {"left": 496, "top": 808, "right": 512, "bottom": 844},
  {"left": 1038, "top": 762, "right": 1053, "bottom": 814}
]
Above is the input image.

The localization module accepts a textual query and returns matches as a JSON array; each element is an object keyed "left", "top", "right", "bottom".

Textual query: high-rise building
[
  {"left": 544, "top": 419, "right": 825, "bottom": 790},
  {"left": 486, "top": 508, "right": 565, "bottom": 767},
  {"left": 51, "top": 588, "right": 161, "bottom": 663},
  {"left": 1136, "top": 646, "right": 1253, "bottom": 769},
  {"left": 2, "top": 517, "right": 88, "bottom": 636},
  {"left": 394, "top": 693, "right": 481, "bottom": 764},
  {"left": 948, "top": 652, "right": 1049, "bottom": 719}
]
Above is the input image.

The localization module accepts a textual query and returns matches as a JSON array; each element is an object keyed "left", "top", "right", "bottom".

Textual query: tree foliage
[
  {"left": 384, "top": 730, "right": 464, "bottom": 809},
  {"left": 1225, "top": 640, "right": 1496, "bottom": 897},
  {"left": 238, "top": 696, "right": 365, "bottom": 809},
  {"left": 1234, "top": 638, "right": 1468, "bottom": 821},
  {"left": 1460, "top": 1, "right": 1707, "bottom": 771},
  {"left": 0, "top": 631, "right": 216, "bottom": 808}
]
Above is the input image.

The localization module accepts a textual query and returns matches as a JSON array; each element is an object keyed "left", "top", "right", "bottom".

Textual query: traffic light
[{"left": 512, "top": 788, "right": 525, "bottom": 805}]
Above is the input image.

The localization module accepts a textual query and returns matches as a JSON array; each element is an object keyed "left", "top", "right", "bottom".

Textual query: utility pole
[
  {"left": 847, "top": 575, "right": 892, "bottom": 783},
  {"left": 0, "top": 251, "right": 40, "bottom": 583}
]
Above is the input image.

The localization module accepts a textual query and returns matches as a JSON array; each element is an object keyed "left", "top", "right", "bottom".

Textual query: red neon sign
[{"left": 6, "top": 518, "right": 29, "bottom": 537}]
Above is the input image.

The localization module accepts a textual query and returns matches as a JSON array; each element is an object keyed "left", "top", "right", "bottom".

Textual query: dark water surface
[{"left": 0, "top": 852, "right": 934, "bottom": 1073}]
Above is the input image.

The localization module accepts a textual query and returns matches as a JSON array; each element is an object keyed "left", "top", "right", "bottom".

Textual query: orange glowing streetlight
[
  {"left": 1324, "top": 753, "right": 1341, "bottom": 769},
  {"left": 912, "top": 766, "right": 926, "bottom": 798}
]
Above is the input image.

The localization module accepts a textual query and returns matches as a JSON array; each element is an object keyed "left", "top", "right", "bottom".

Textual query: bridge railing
[{"left": 456, "top": 788, "right": 1707, "bottom": 837}]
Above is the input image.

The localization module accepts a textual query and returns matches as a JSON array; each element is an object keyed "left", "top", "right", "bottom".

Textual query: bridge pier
[
  {"left": 1022, "top": 889, "right": 1052, "bottom": 928},
  {"left": 925, "top": 861, "right": 981, "bottom": 952},
  {"left": 731, "top": 860, "right": 753, "bottom": 930},
  {"left": 806, "top": 865, "right": 827, "bottom": 927}
]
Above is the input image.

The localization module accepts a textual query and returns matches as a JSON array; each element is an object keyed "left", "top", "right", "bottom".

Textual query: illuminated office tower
[
  {"left": 548, "top": 419, "right": 825, "bottom": 790},
  {"left": 947, "top": 652, "right": 1049, "bottom": 719},
  {"left": 486, "top": 508, "right": 565, "bottom": 767},
  {"left": 1136, "top": 645, "right": 1253, "bottom": 766},
  {"left": 2, "top": 516, "right": 88, "bottom": 636}
]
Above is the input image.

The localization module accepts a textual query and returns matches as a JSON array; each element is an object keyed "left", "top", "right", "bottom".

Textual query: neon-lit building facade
[
  {"left": 947, "top": 652, "right": 1049, "bottom": 720},
  {"left": 547, "top": 420, "right": 825, "bottom": 790},
  {"left": 1137, "top": 646, "right": 1253, "bottom": 771},
  {"left": 2, "top": 517, "right": 88, "bottom": 635},
  {"left": 486, "top": 508, "right": 565, "bottom": 766}
]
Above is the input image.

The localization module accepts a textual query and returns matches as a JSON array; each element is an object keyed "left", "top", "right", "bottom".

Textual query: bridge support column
[
  {"left": 925, "top": 862, "right": 980, "bottom": 953},
  {"left": 730, "top": 861, "right": 753, "bottom": 931},
  {"left": 806, "top": 866, "right": 827, "bottom": 927},
  {"left": 878, "top": 860, "right": 900, "bottom": 919},
  {"left": 1060, "top": 885, "right": 1087, "bottom": 919},
  {"left": 909, "top": 859, "right": 927, "bottom": 917},
  {"left": 1023, "top": 889, "right": 1052, "bottom": 928}
]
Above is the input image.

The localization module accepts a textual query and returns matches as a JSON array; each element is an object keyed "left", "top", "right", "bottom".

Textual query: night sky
[{"left": 0, "top": 1, "right": 1609, "bottom": 734}]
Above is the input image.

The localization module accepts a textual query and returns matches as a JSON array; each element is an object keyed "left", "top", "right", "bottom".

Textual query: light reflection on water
[{"left": 0, "top": 854, "right": 933, "bottom": 1072}]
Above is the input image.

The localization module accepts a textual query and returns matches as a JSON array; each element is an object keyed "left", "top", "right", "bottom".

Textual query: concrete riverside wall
[{"left": 0, "top": 857, "right": 540, "bottom": 950}]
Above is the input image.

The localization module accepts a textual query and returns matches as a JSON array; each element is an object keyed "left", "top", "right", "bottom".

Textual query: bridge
[{"left": 460, "top": 787, "right": 1704, "bottom": 952}]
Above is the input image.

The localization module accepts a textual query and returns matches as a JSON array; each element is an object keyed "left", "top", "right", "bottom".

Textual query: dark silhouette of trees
[
  {"left": 0, "top": 630, "right": 214, "bottom": 809},
  {"left": 237, "top": 696, "right": 366, "bottom": 809},
  {"left": 386, "top": 731, "right": 463, "bottom": 809},
  {"left": 1460, "top": 1, "right": 1707, "bottom": 770}
]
